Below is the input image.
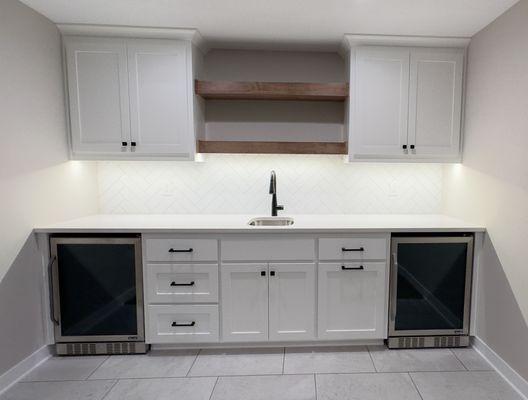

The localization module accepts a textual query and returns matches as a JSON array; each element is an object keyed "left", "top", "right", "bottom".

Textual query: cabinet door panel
[
  {"left": 221, "top": 264, "right": 268, "bottom": 342},
  {"left": 318, "top": 262, "right": 387, "bottom": 340},
  {"left": 127, "top": 40, "right": 192, "bottom": 156},
  {"left": 65, "top": 37, "right": 130, "bottom": 154},
  {"left": 408, "top": 49, "right": 464, "bottom": 158},
  {"left": 268, "top": 263, "right": 315, "bottom": 341},
  {"left": 352, "top": 47, "right": 410, "bottom": 158}
]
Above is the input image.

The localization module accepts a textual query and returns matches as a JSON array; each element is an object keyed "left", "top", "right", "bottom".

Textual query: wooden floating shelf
[
  {"left": 195, "top": 80, "right": 349, "bottom": 101},
  {"left": 197, "top": 140, "right": 347, "bottom": 155}
]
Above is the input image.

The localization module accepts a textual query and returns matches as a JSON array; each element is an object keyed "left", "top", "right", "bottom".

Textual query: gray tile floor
[{"left": 2, "top": 346, "right": 523, "bottom": 400}]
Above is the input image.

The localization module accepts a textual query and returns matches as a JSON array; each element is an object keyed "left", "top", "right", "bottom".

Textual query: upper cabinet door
[
  {"left": 65, "top": 37, "right": 130, "bottom": 155},
  {"left": 127, "top": 40, "right": 193, "bottom": 157},
  {"left": 352, "top": 47, "right": 410, "bottom": 158},
  {"left": 408, "top": 49, "right": 464, "bottom": 159},
  {"left": 268, "top": 263, "right": 315, "bottom": 341}
]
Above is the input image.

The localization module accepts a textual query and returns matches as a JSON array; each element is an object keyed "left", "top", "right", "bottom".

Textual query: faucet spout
[{"left": 269, "top": 170, "right": 284, "bottom": 216}]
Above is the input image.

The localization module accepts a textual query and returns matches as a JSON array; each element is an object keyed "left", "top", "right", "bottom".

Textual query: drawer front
[
  {"left": 319, "top": 237, "right": 387, "bottom": 260},
  {"left": 221, "top": 238, "right": 315, "bottom": 261},
  {"left": 147, "top": 304, "right": 219, "bottom": 343},
  {"left": 146, "top": 264, "right": 219, "bottom": 303},
  {"left": 146, "top": 238, "right": 218, "bottom": 262}
]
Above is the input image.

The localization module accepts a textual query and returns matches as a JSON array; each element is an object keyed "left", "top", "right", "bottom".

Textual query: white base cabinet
[
  {"left": 318, "top": 262, "right": 387, "bottom": 340},
  {"left": 144, "top": 234, "right": 388, "bottom": 345},
  {"left": 221, "top": 263, "right": 316, "bottom": 342},
  {"left": 221, "top": 264, "right": 269, "bottom": 342},
  {"left": 268, "top": 263, "right": 316, "bottom": 341}
]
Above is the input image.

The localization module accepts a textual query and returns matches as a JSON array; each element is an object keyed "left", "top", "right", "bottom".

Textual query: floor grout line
[
  {"left": 366, "top": 346, "right": 378, "bottom": 372},
  {"left": 313, "top": 374, "right": 318, "bottom": 400},
  {"left": 407, "top": 372, "right": 425, "bottom": 400},
  {"left": 282, "top": 347, "right": 285, "bottom": 374},
  {"left": 85, "top": 356, "right": 111, "bottom": 381},
  {"left": 186, "top": 349, "right": 201, "bottom": 377},
  {"left": 22, "top": 369, "right": 476, "bottom": 384},
  {"left": 207, "top": 377, "right": 219, "bottom": 400},
  {"left": 449, "top": 348, "right": 469, "bottom": 371},
  {"left": 100, "top": 379, "right": 120, "bottom": 400}
]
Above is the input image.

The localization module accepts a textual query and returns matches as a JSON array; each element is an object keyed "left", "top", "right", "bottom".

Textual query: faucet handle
[{"left": 276, "top": 205, "right": 284, "bottom": 211}]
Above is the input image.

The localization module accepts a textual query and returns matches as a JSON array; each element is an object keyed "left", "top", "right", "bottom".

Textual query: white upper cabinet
[
  {"left": 64, "top": 36, "right": 197, "bottom": 159},
  {"left": 64, "top": 37, "right": 130, "bottom": 154},
  {"left": 408, "top": 49, "right": 464, "bottom": 158},
  {"left": 348, "top": 45, "right": 465, "bottom": 162},
  {"left": 127, "top": 40, "right": 193, "bottom": 156},
  {"left": 352, "top": 47, "right": 410, "bottom": 158}
]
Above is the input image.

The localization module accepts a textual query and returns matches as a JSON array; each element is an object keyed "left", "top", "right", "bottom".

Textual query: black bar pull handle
[
  {"left": 342, "top": 265, "right": 365, "bottom": 271},
  {"left": 172, "top": 321, "right": 196, "bottom": 327},
  {"left": 170, "top": 281, "right": 195, "bottom": 287},
  {"left": 341, "top": 247, "right": 365, "bottom": 252},
  {"left": 168, "top": 248, "right": 194, "bottom": 253}
]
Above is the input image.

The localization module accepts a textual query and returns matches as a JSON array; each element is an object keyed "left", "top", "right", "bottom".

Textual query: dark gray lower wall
[{"left": 0, "top": 235, "right": 46, "bottom": 376}]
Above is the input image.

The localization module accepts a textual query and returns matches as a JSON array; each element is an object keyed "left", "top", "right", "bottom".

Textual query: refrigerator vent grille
[
  {"left": 388, "top": 336, "right": 469, "bottom": 349},
  {"left": 56, "top": 342, "right": 148, "bottom": 355}
]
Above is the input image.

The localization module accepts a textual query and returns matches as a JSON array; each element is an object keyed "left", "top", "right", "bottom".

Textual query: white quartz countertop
[{"left": 34, "top": 214, "right": 485, "bottom": 233}]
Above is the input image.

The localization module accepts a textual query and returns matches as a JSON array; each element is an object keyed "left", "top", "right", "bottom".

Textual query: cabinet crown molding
[
  {"left": 57, "top": 23, "right": 208, "bottom": 53},
  {"left": 341, "top": 34, "right": 470, "bottom": 52}
]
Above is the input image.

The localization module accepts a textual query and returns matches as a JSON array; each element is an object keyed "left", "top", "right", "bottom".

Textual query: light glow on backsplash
[{"left": 97, "top": 155, "right": 442, "bottom": 214}]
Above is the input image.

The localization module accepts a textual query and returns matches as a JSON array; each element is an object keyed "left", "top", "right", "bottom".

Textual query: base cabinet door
[
  {"left": 318, "top": 262, "right": 387, "bottom": 340},
  {"left": 221, "top": 264, "right": 269, "bottom": 342},
  {"left": 268, "top": 263, "right": 316, "bottom": 341}
]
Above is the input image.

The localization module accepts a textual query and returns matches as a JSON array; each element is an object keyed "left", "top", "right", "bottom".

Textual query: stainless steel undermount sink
[{"left": 248, "top": 217, "right": 294, "bottom": 226}]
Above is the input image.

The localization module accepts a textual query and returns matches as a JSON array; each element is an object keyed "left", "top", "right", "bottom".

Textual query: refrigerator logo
[{"left": 128, "top": 336, "right": 138, "bottom": 340}]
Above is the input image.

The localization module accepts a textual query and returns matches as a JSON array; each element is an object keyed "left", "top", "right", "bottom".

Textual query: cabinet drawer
[
  {"left": 146, "top": 264, "right": 218, "bottom": 303},
  {"left": 319, "top": 237, "right": 387, "bottom": 260},
  {"left": 146, "top": 238, "right": 218, "bottom": 262},
  {"left": 221, "top": 238, "right": 315, "bottom": 261},
  {"left": 147, "top": 305, "right": 219, "bottom": 343}
]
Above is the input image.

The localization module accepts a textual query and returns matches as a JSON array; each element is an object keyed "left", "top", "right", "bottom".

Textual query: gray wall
[
  {"left": 443, "top": 0, "right": 528, "bottom": 380},
  {"left": 0, "top": 0, "right": 98, "bottom": 376}
]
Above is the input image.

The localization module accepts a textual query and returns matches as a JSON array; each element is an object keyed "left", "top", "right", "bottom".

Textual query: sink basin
[{"left": 248, "top": 217, "right": 294, "bottom": 226}]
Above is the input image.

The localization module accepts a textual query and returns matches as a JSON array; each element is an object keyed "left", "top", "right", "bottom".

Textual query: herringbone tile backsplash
[{"left": 97, "top": 155, "right": 442, "bottom": 214}]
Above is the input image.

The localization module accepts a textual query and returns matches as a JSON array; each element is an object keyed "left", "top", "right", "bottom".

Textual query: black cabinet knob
[
  {"left": 402, "top": 145, "right": 407, "bottom": 150},
  {"left": 131, "top": 142, "right": 137, "bottom": 147},
  {"left": 410, "top": 144, "right": 415, "bottom": 150},
  {"left": 260, "top": 271, "right": 266, "bottom": 276},
  {"left": 122, "top": 142, "right": 128, "bottom": 146},
  {"left": 270, "top": 271, "right": 276, "bottom": 276}
]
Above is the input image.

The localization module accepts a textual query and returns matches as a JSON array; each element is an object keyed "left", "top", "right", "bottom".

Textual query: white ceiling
[{"left": 21, "top": 0, "right": 518, "bottom": 51}]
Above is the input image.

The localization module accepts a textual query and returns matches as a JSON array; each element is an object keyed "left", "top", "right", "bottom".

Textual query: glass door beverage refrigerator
[{"left": 388, "top": 234, "right": 474, "bottom": 349}]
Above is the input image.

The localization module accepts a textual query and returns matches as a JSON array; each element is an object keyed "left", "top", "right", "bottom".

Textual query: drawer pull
[
  {"left": 171, "top": 321, "right": 196, "bottom": 327},
  {"left": 168, "top": 248, "right": 194, "bottom": 253},
  {"left": 170, "top": 281, "right": 195, "bottom": 287},
  {"left": 342, "top": 265, "right": 364, "bottom": 271},
  {"left": 341, "top": 247, "right": 365, "bottom": 252}
]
